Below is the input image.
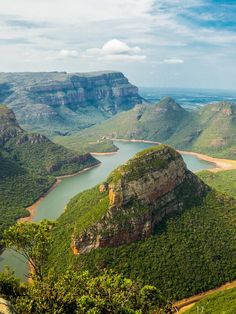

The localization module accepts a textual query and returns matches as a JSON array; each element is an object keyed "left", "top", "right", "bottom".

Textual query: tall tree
[{"left": 2, "top": 220, "right": 55, "bottom": 280}]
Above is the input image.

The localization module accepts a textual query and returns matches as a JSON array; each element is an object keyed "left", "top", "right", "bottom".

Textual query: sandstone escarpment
[
  {"left": 72, "top": 145, "right": 209, "bottom": 254},
  {"left": 0, "top": 71, "right": 142, "bottom": 133}
]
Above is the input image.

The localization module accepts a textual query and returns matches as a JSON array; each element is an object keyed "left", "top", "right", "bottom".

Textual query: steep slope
[
  {"left": 0, "top": 105, "right": 98, "bottom": 244},
  {"left": 71, "top": 145, "right": 208, "bottom": 253},
  {"left": 56, "top": 98, "right": 236, "bottom": 159},
  {"left": 0, "top": 71, "right": 142, "bottom": 136},
  {"left": 0, "top": 151, "right": 54, "bottom": 248},
  {"left": 0, "top": 105, "right": 98, "bottom": 176},
  {"left": 47, "top": 145, "right": 236, "bottom": 301},
  {"left": 0, "top": 104, "right": 23, "bottom": 145},
  {"left": 55, "top": 96, "right": 194, "bottom": 153},
  {"left": 187, "top": 101, "right": 236, "bottom": 158}
]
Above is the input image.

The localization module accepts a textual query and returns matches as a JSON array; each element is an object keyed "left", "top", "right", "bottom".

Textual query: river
[{"left": 0, "top": 141, "right": 215, "bottom": 279}]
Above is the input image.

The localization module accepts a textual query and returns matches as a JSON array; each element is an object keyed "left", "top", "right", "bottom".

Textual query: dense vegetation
[
  {"left": 54, "top": 136, "right": 118, "bottom": 154},
  {"left": 108, "top": 144, "right": 173, "bottom": 184},
  {"left": 47, "top": 182, "right": 236, "bottom": 302},
  {"left": 4, "top": 134, "right": 98, "bottom": 177},
  {"left": 186, "top": 287, "right": 236, "bottom": 314},
  {"left": 0, "top": 105, "right": 98, "bottom": 245},
  {"left": 198, "top": 169, "right": 236, "bottom": 199},
  {"left": 55, "top": 97, "right": 236, "bottom": 159},
  {"left": 54, "top": 97, "right": 191, "bottom": 154},
  {"left": 0, "top": 153, "right": 54, "bottom": 244},
  {"left": 0, "top": 221, "right": 171, "bottom": 313},
  {"left": 0, "top": 268, "right": 171, "bottom": 313}
]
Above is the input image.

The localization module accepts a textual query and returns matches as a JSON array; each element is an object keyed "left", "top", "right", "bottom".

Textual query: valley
[
  {"left": 45, "top": 145, "right": 236, "bottom": 302},
  {"left": 55, "top": 97, "right": 236, "bottom": 159},
  {"left": 0, "top": 104, "right": 98, "bottom": 251},
  {"left": 1, "top": 0, "right": 236, "bottom": 311},
  {"left": 1, "top": 74, "right": 236, "bottom": 313},
  {"left": 0, "top": 141, "right": 216, "bottom": 279}
]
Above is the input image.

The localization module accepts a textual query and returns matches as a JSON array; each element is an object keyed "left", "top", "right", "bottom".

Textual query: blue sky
[{"left": 0, "top": 0, "right": 236, "bottom": 89}]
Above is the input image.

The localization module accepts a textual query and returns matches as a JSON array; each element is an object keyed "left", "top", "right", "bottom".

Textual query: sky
[{"left": 0, "top": 0, "right": 236, "bottom": 89}]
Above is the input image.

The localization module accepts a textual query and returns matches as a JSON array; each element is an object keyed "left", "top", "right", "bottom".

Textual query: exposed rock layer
[
  {"left": 0, "top": 71, "right": 142, "bottom": 134},
  {"left": 72, "top": 145, "right": 209, "bottom": 253}
]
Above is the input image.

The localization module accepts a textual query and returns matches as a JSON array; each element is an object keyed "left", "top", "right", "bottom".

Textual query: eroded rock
[{"left": 72, "top": 145, "right": 209, "bottom": 254}]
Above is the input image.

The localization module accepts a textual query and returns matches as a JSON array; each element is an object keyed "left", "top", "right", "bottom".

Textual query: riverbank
[
  {"left": 113, "top": 138, "right": 161, "bottom": 145},
  {"left": 112, "top": 138, "right": 236, "bottom": 172},
  {"left": 178, "top": 150, "right": 236, "bottom": 172},
  {"left": 18, "top": 140, "right": 232, "bottom": 225},
  {"left": 18, "top": 164, "right": 100, "bottom": 223},
  {"left": 91, "top": 151, "right": 117, "bottom": 156},
  {"left": 18, "top": 179, "right": 59, "bottom": 223},
  {"left": 175, "top": 279, "right": 236, "bottom": 313}
]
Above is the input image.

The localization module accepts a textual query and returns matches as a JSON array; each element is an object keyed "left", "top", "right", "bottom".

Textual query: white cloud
[
  {"left": 85, "top": 39, "right": 146, "bottom": 61},
  {"left": 163, "top": 58, "right": 184, "bottom": 64},
  {"left": 102, "top": 39, "right": 141, "bottom": 55},
  {"left": 58, "top": 49, "right": 78, "bottom": 58}
]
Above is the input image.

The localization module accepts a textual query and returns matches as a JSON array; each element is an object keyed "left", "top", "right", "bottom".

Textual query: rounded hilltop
[{"left": 69, "top": 144, "right": 208, "bottom": 253}]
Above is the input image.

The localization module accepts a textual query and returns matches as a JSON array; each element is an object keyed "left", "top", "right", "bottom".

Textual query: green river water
[{"left": 0, "top": 141, "right": 215, "bottom": 279}]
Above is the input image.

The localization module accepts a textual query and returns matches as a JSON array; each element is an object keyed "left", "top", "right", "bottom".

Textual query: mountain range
[
  {"left": 1, "top": 71, "right": 236, "bottom": 312},
  {"left": 56, "top": 96, "right": 236, "bottom": 159},
  {"left": 0, "top": 71, "right": 142, "bottom": 137}
]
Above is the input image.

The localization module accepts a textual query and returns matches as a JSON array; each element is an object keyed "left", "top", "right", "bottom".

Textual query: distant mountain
[
  {"left": 0, "top": 71, "right": 142, "bottom": 136},
  {"left": 47, "top": 145, "right": 236, "bottom": 302},
  {"left": 184, "top": 101, "right": 236, "bottom": 158},
  {"left": 0, "top": 105, "right": 98, "bottom": 244},
  {"left": 54, "top": 96, "right": 193, "bottom": 153},
  {"left": 56, "top": 97, "right": 236, "bottom": 159}
]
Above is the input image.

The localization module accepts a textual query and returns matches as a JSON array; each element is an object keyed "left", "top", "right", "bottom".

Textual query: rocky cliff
[
  {"left": 0, "top": 105, "right": 23, "bottom": 145},
  {"left": 0, "top": 71, "right": 142, "bottom": 135},
  {"left": 71, "top": 145, "right": 209, "bottom": 254}
]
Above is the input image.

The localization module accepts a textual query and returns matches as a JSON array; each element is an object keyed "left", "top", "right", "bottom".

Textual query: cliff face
[
  {"left": 0, "top": 71, "right": 142, "bottom": 135},
  {"left": 0, "top": 105, "right": 23, "bottom": 145},
  {"left": 72, "top": 145, "right": 209, "bottom": 253}
]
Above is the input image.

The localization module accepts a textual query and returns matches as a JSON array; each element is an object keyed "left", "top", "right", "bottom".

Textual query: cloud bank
[{"left": 0, "top": 0, "right": 235, "bottom": 89}]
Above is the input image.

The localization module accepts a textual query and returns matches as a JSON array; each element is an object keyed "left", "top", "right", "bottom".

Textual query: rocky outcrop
[
  {"left": 0, "top": 105, "right": 23, "bottom": 145},
  {"left": 72, "top": 145, "right": 209, "bottom": 254},
  {"left": 16, "top": 133, "right": 48, "bottom": 145},
  {"left": 0, "top": 71, "right": 142, "bottom": 134}
]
